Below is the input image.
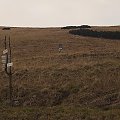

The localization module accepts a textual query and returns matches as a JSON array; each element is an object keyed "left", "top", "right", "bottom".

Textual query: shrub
[{"left": 69, "top": 29, "right": 120, "bottom": 40}]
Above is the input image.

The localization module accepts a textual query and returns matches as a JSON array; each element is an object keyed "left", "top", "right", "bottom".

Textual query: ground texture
[{"left": 0, "top": 26, "right": 120, "bottom": 120}]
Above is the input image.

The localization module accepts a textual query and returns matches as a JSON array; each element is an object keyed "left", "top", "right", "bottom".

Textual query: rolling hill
[{"left": 0, "top": 26, "right": 120, "bottom": 120}]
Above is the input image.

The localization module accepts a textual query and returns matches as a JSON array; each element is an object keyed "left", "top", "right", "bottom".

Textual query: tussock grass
[{"left": 0, "top": 26, "right": 120, "bottom": 119}]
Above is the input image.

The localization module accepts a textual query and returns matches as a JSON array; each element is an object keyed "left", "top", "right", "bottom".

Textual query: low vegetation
[
  {"left": 0, "top": 26, "right": 120, "bottom": 119},
  {"left": 69, "top": 28, "right": 120, "bottom": 40},
  {"left": 61, "top": 25, "right": 91, "bottom": 29}
]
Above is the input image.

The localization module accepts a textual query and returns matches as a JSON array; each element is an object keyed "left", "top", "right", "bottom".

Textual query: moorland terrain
[{"left": 0, "top": 26, "right": 120, "bottom": 120}]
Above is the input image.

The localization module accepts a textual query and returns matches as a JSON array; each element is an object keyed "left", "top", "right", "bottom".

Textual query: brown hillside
[{"left": 0, "top": 26, "right": 120, "bottom": 120}]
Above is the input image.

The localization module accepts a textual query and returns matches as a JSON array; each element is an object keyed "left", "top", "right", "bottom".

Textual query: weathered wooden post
[{"left": 1, "top": 36, "right": 13, "bottom": 106}]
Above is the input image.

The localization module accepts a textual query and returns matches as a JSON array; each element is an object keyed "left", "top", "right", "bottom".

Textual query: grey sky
[{"left": 0, "top": 0, "right": 120, "bottom": 27}]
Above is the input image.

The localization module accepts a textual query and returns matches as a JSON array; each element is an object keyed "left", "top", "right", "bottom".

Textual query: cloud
[{"left": 0, "top": 0, "right": 120, "bottom": 27}]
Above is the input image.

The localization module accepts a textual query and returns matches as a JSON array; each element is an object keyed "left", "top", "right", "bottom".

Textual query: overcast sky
[{"left": 0, "top": 0, "right": 120, "bottom": 27}]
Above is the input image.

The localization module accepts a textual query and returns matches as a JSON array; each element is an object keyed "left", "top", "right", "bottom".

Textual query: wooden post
[
  {"left": 8, "top": 36, "right": 13, "bottom": 106},
  {"left": 3, "top": 36, "right": 13, "bottom": 106}
]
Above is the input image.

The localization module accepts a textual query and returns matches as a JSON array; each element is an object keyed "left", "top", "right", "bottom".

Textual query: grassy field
[{"left": 0, "top": 26, "right": 120, "bottom": 119}]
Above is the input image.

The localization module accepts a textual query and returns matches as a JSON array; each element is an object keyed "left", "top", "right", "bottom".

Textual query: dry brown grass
[{"left": 0, "top": 26, "right": 120, "bottom": 119}]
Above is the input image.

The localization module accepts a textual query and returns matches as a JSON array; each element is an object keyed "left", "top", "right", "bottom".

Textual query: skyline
[{"left": 0, "top": 0, "right": 120, "bottom": 27}]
